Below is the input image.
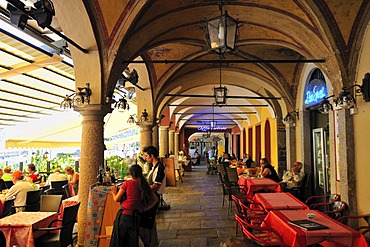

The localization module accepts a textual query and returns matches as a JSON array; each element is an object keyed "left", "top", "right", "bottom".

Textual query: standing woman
[
  {"left": 64, "top": 166, "right": 79, "bottom": 194},
  {"left": 260, "top": 158, "right": 280, "bottom": 182},
  {"left": 110, "top": 165, "right": 158, "bottom": 247}
]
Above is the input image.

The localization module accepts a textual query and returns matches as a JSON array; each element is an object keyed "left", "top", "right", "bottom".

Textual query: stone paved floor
[{"left": 153, "top": 165, "right": 237, "bottom": 247}]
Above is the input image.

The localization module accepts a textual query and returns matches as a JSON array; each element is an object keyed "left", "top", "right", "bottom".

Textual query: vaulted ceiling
[{"left": 1, "top": 0, "right": 370, "bottom": 143}]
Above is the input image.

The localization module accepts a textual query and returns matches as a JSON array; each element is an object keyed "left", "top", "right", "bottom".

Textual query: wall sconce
[
  {"left": 334, "top": 88, "right": 356, "bottom": 109},
  {"left": 114, "top": 96, "right": 130, "bottom": 111},
  {"left": 60, "top": 83, "right": 91, "bottom": 109},
  {"left": 139, "top": 109, "right": 149, "bottom": 122},
  {"left": 127, "top": 114, "right": 137, "bottom": 125},
  {"left": 155, "top": 114, "right": 165, "bottom": 124},
  {"left": 118, "top": 68, "right": 144, "bottom": 91},
  {"left": 318, "top": 95, "right": 334, "bottom": 114},
  {"left": 334, "top": 73, "right": 370, "bottom": 109},
  {"left": 283, "top": 111, "right": 299, "bottom": 125}
]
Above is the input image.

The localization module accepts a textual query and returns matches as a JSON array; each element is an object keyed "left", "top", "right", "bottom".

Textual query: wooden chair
[
  {"left": 235, "top": 214, "right": 287, "bottom": 246},
  {"left": 34, "top": 202, "right": 80, "bottom": 247}
]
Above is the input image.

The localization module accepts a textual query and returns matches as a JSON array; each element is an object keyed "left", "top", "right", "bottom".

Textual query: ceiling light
[{"left": 205, "top": 1, "right": 238, "bottom": 54}]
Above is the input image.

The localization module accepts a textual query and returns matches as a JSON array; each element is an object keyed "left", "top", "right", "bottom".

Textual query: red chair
[
  {"left": 231, "top": 195, "right": 265, "bottom": 236},
  {"left": 312, "top": 200, "right": 348, "bottom": 220},
  {"left": 338, "top": 214, "right": 370, "bottom": 234},
  {"left": 235, "top": 214, "right": 287, "bottom": 246},
  {"left": 305, "top": 193, "right": 340, "bottom": 208}
]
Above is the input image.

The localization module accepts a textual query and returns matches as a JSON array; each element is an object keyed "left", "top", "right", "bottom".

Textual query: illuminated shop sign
[
  {"left": 197, "top": 126, "right": 227, "bottom": 131},
  {"left": 304, "top": 78, "right": 328, "bottom": 107}
]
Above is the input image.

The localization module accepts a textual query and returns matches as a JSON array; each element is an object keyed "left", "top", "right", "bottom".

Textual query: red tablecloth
[
  {"left": 262, "top": 210, "right": 369, "bottom": 247},
  {"left": 238, "top": 177, "right": 281, "bottom": 198},
  {"left": 59, "top": 195, "right": 79, "bottom": 220},
  {"left": 0, "top": 212, "right": 57, "bottom": 247},
  {"left": 252, "top": 192, "right": 309, "bottom": 211}
]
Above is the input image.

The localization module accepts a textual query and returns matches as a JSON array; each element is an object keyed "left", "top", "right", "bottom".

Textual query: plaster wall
[{"left": 353, "top": 23, "right": 370, "bottom": 215}]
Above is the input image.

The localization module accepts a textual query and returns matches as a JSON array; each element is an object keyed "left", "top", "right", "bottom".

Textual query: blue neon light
[{"left": 304, "top": 79, "right": 328, "bottom": 107}]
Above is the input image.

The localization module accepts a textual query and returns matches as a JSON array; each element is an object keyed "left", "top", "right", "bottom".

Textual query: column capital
[
  {"left": 74, "top": 104, "right": 113, "bottom": 118},
  {"left": 137, "top": 121, "right": 153, "bottom": 130},
  {"left": 159, "top": 125, "right": 169, "bottom": 130}
]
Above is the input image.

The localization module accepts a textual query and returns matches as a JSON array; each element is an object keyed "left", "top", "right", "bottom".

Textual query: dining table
[
  {"left": 262, "top": 209, "right": 369, "bottom": 247},
  {"left": 0, "top": 211, "right": 58, "bottom": 247},
  {"left": 238, "top": 176, "right": 281, "bottom": 198},
  {"left": 252, "top": 192, "right": 309, "bottom": 211},
  {"left": 59, "top": 194, "right": 79, "bottom": 220}
]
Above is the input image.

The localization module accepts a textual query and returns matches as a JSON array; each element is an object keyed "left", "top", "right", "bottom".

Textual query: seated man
[
  {"left": 281, "top": 161, "right": 304, "bottom": 190},
  {"left": 45, "top": 168, "right": 68, "bottom": 186},
  {"left": 5, "top": 170, "right": 35, "bottom": 212},
  {"left": 27, "top": 163, "right": 41, "bottom": 184}
]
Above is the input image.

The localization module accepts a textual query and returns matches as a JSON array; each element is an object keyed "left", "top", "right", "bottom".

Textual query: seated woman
[{"left": 259, "top": 158, "right": 281, "bottom": 182}]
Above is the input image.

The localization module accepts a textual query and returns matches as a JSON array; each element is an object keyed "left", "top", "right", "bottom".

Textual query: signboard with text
[{"left": 304, "top": 78, "right": 328, "bottom": 107}]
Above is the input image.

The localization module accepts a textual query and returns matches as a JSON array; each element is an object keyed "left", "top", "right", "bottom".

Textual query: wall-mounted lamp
[
  {"left": 114, "top": 96, "right": 130, "bottom": 112},
  {"left": 334, "top": 73, "right": 370, "bottom": 109},
  {"left": 60, "top": 83, "right": 92, "bottom": 109},
  {"left": 139, "top": 109, "right": 149, "bottom": 122},
  {"left": 318, "top": 95, "right": 334, "bottom": 114},
  {"left": 283, "top": 111, "right": 299, "bottom": 125},
  {"left": 118, "top": 68, "right": 144, "bottom": 91},
  {"left": 127, "top": 114, "right": 137, "bottom": 125},
  {"left": 155, "top": 114, "right": 166, "bottom": 124}
]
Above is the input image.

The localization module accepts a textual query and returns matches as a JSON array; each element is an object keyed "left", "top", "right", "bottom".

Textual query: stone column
[
  {"left": 336, "top": 109, "right": 357, "bottom": 216},
  {"left": 138, "top": 122, "right": 153, "bottom": 151},
  {"left": 159, "top": 126, "right": 169, "bottom": 158},
  {"left": 285, "top": 124, "right": 296, "bottom": 170},
  {"left": 152, "top": 125, "right": 159, "bottom": 149},
  {"left": 174, "top": 132, "right": 179, "bottom": 155},
  {"left": 300, "top": 110, "right": 312, "bottom": 176},
  {"left": 75, "top": 104, "right": 112, "bottom": 246},
  {"left": 168, "top": 130, "right": 175, "bottom": 154}
]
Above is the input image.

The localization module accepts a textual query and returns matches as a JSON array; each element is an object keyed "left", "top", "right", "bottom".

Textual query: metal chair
[
  {"left": 40, "top": 195, "right": 63, "bottom": 212},
  {"left": 312, "top": 200, "right": 348, "bottom": 220},
  {"left": 338, "top": 214, "right": 370, "bottom": 233},
  {"left": 39, "top": 185, "right": 51, "bottom": 193},
  {"left": 34, "top": 202, "right": 80, "bottom": 247},
  {"left": 0, "top": 196, "right": 15, "bottom": 218},
  {"left": 4, "top": 181, "right": 14, "bottom": 189},
  {"left": 13, "top": 190, "right": 43, "bottom": 212},
  {"left": 231, "top": 195, "right": 265, "bottom": 236},
  {"left": 225, "top": 167, "right": 239, "bottom": 183},
  {"left": 286, "top": 174, "right": 310, "bottom": 201},
  {"left": 44, "top": 188, "right": 56, "bottom": 195},
  {"left": 235, "top": 213, "right": 287, "bottom": 246},
  {"left": 305, "top": 193, "right": 341, "bottom": 208},
  {"left": 51, "top": 180, "right": 69, "bottom": 197},
  {"left": 62, "top": 184, "right": 71, "bottom": 199}
]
